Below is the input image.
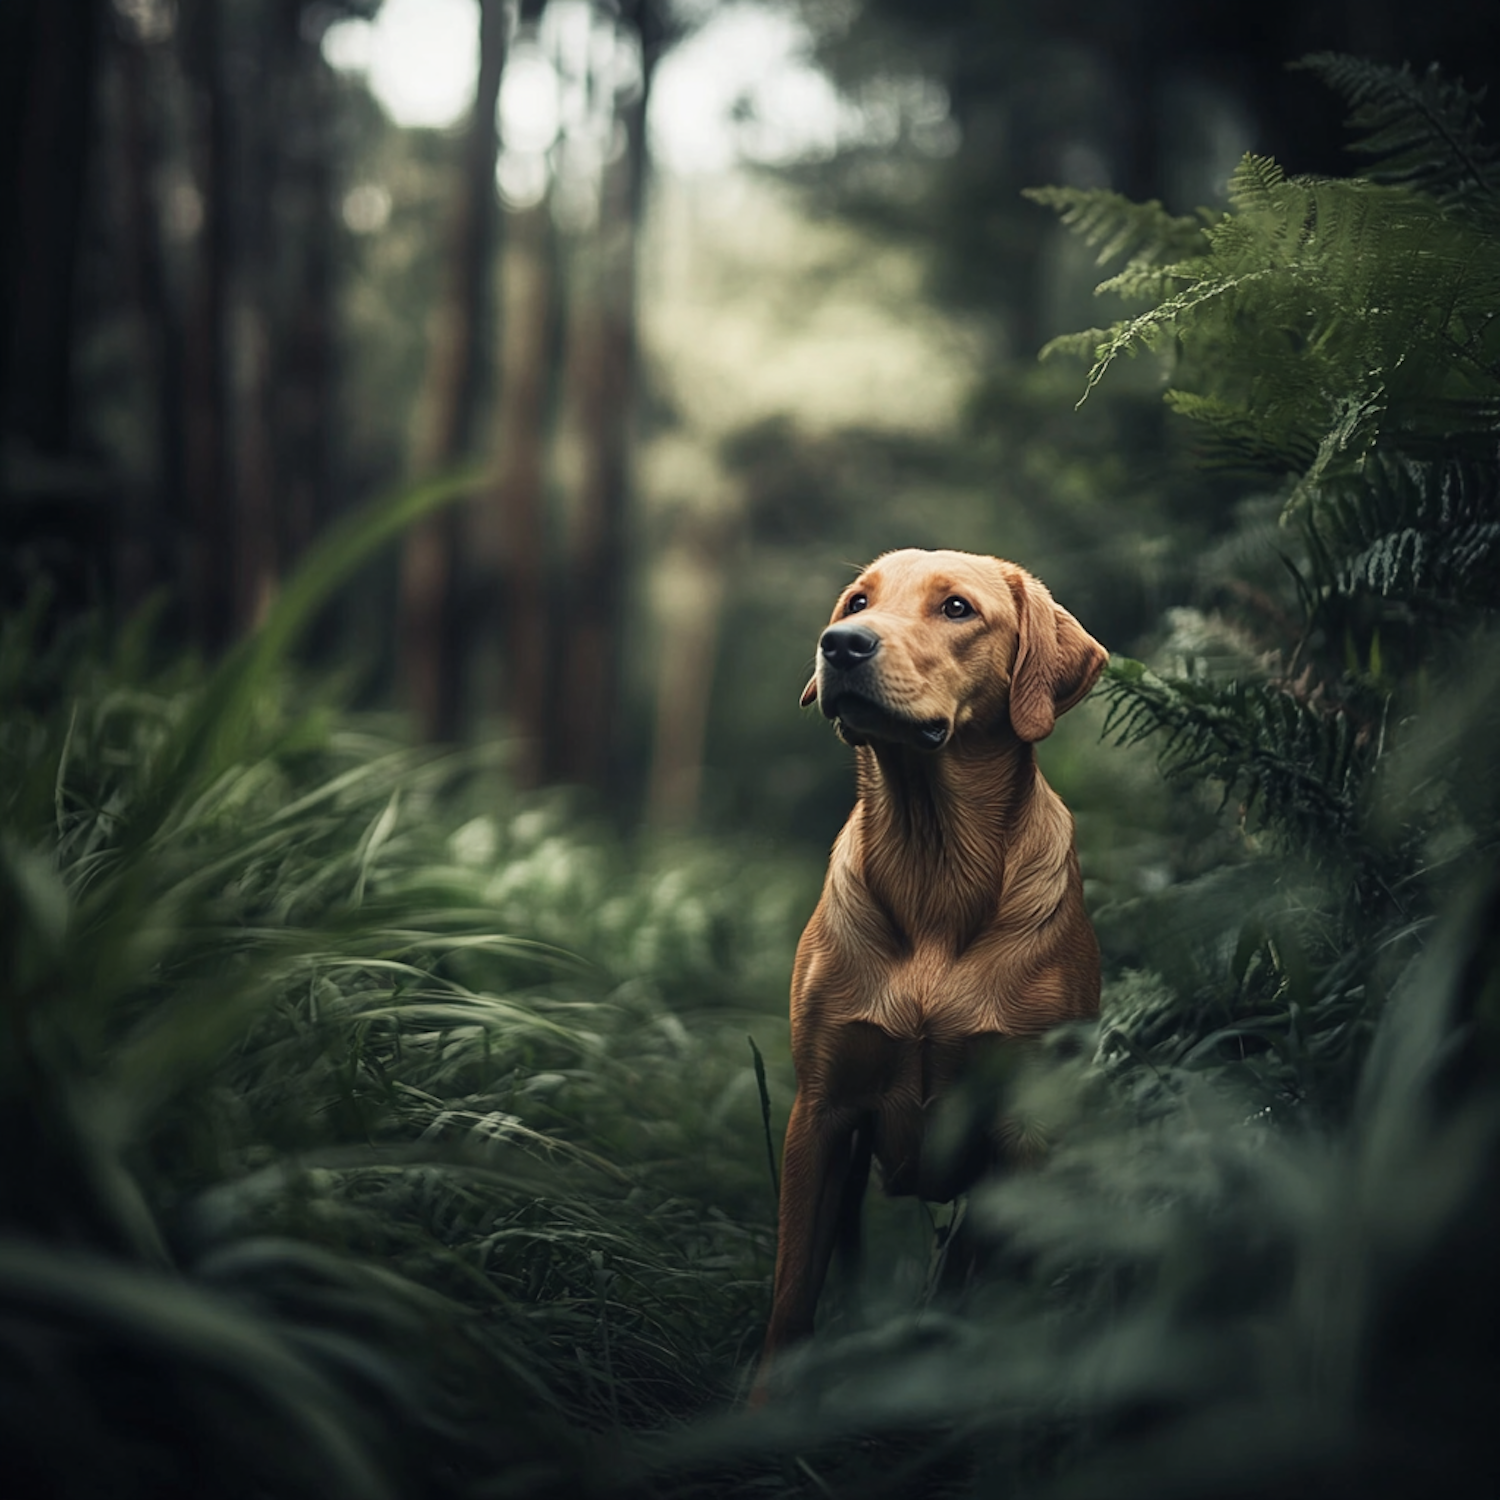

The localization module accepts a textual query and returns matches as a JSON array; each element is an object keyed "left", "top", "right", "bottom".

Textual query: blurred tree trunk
[
  {"left": 114, "top": 15, "right": 180, "bottom": 614},
  {"left": 645, "top": 511, "right": 735, "bottom": 830},
  {"left": 1, "top": 0, "right": 101, "bottom": 468},
  {"left": 555, "top": 6, "right": 663, "bottom": 793},
  {"left": 277, "top": 14, "right": 337, "bottom": 584},
  {"left": 227, "top": 4, "right": 285, "bottom": 634},
  {"left": 400, "top": 0, "right": 507, "bottom": 742},
  {"left": 555, "top": 234, "right": 631, "bottom": 788},
  {"left": 233, "top": 287, "right": 281, "bottom": 634},
  {"left": 479, "top": 195, "right": 557, "bottom": 787},
  {"left": 0, "top": 1, "right": 33, "bottom": 454},
  {"left": 180, "top": 0, "right": 235, "bottom": 654}
]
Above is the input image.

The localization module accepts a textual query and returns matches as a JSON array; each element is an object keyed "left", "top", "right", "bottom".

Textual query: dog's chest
[{"left": 860, "top": 945, "right": 1012, "bottom": 1039}]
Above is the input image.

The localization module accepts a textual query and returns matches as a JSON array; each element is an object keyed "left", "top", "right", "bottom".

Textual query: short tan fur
[{"left": 754, "top": 548, "right": 1107, "bottom": 1398}]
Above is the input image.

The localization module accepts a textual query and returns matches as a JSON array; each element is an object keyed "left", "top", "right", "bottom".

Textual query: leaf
[
  {"left": 1024, "top": 185, "right": 1212, "bottom": 266},
  {"left": 1298, "top": 51, "right": 1500, "bottom": 209},
  {"left": 122, "top": 470, "right": 480, "bottom": 859}
]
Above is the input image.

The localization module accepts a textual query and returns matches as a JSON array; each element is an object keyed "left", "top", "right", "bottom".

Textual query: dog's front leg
[{"left": 752, "top": 1089, "right": 863, "bottom": 1400}]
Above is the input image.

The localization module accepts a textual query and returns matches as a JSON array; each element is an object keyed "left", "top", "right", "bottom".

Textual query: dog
[{"left": 753, "top": 548, "right": 1107, "bottom": 1397}]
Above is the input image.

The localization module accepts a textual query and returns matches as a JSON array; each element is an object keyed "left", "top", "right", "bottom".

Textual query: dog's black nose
[{"left": 820, "top": 623, "right": 880, "bottom": 671}]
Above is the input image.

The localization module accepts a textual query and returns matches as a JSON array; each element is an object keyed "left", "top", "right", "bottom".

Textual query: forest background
[{"left": 4, "top": 1, "right": 1500, "bottom": 1497}]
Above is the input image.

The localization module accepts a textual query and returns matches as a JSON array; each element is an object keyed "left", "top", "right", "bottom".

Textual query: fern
[
  {"left": 1297, "top": 51, "right": 1500, "bottom": 211},
  {"left": 1100, "top": 659, "right": 1383, "bottom": 876},
  {"left": 1030, "top": 62, "right": 1500, "bottom": 1110},
  {"left": 1339, "top": 523, "right": 1500, "bottom": 607},
  {"left": 1040, "top": 155, "right": 1500, "bottom": 470},
  {"left": 1022, "top": 185, "right": 1212, "bottom": 268},
  {"left": 1287, "top": 450, "right": 1500, "bottom": 685}
]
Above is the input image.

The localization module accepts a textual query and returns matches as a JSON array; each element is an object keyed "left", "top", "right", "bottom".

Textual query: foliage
[
  {"left": 0, "top": 484, "right": 816, "bottom": 1495},
  {"left": 1296, "top": 51, "right": 1500, "bottom": 210},
  {"left": 649, "top": 873, "right": 1500, "bottom": 1498},
  {"left": 1030, "top": 56, "right": 1500, "bottom": 1130},
  {"left": 1040, "top": 157, "right": 1500, "bottom": 490},
  {"left": 1022, "top": 187, "right": 1213, "bottom": 272},
  {"left": 10, "top": 573, "right": 1494, "bottom": 1496}
]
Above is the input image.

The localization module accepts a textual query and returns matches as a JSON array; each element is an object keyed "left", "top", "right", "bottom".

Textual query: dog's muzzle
[{"left": 816, "top": 625, "right": 950, "bottom": 749}]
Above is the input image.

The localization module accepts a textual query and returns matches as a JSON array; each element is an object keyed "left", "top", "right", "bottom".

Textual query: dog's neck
[{"left": 849, "top": 727, "right": 1048, "bottom": 952}]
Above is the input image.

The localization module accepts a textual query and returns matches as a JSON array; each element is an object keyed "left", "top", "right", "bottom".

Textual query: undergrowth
[{"left": 0, "top": 488, "right": 813, "bottom": 1497}]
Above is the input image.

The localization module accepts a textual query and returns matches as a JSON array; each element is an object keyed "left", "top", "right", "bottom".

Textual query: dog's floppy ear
[
  {"left": 799, "top": 675, "right": 818, "bottom": 708},
  {"left": 1007, "top": 570, "right": 1107, "bottom": 742}
]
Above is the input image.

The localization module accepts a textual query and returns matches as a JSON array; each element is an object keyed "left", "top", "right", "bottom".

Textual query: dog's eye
[
  {"left": 845, "top": 593, "right": 868, "bottom": 615},
  {"left": 942, "top": 596, "right": 974, "bottom": 620}
]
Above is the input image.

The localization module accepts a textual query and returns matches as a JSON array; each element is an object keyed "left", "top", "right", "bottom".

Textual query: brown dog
[{"left": 754, "top": 548, "right": 1107, "bottom": 1395}]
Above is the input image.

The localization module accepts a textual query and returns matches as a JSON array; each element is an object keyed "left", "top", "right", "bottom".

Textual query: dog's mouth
[{"left": 822, "top": 690, "right": 950, "bottom": 751}]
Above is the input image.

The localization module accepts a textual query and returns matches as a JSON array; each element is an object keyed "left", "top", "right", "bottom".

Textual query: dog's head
[{"left": 801, "top": 549, "right": 1107, "bottom": 749}]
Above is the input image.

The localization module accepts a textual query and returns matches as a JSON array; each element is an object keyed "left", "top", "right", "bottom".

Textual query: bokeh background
[{"left": 8, "top": 0, "right": 1496, "bottom": 847}]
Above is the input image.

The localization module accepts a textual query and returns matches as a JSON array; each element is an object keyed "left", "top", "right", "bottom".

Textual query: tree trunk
[
  {"left": 2, "top": 0, "right": 101, "bottom": 464},
  {"left": 277, "top": 16, "right": 337, "bottom": 581},
  {"left": 555, "top": 255, "right": 630, "bottom": 788},
  {"left": 555, "top": 26, "right": 656, "bottom": 793},
  {"left": 180, "top": 0, "right": 234, "bottom": 654},
  {"left": 645, "top": 511, "right": 735, "bottom": 830},
  {"left": 224, "top": 3, "right": 290, "bottom": 635},
  {"left": 233, "top": 271, "right": 280, "bottom": 633},
  {"left": 114, "top": 18, "right": 178, "bottom": 614},
  {"left": 478, "top": 195, "right": 557, "bottom": 787},
  {"left": 0, "top": 0, "right": 37, "bottom": 453},
  {"left": 399, "top": 0, "right": 507, "bottom": 742}
]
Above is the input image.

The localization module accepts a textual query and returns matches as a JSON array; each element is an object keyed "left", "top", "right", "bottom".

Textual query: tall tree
[
  {"left": 399, "top": 0, "right": 508, "bottom": 742},
  {"left": 1, "top": 0, "right": 101, "bottom": 466},
  {"left": 644, "top": 504, "right": 737, "bottom": 829},
  {"left": 276, "top": 8, "right": 340, "bottom": 583},
  {"left": 554, "top": 0, "right": 668, "bottom": 793},
  {"left": 0, "top": 0, "right": 106, "bottom": 619},
  {"left": 480, "top": 187, "right": 557, "bottom": 788},
  {"left": 111, "top": 6, "right": 180, "bottom": 614},
  {"left": 231, "top": 1, "right": 283, "bottom": 633},
  {"left": 179, "top": 0, "right": 235, "bottom": 653}
]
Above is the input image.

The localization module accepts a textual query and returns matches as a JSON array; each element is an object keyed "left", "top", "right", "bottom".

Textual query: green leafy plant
[
  {"left": 1037, "top": 157, "right": 1500, "bottom": 490},
  {"left": 1296, "top": 51, "right": 1500, "bottom": 209},
  {"left": 1029, "top": 55, "right": 1500, "bottom": 1118},
  {"left": 0, "top": 474, "right": 815, "bottom": 1494}
]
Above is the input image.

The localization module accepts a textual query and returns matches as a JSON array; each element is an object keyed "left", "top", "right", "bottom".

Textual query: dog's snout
[{"left": 820, "top": 623, "right": 880, "bottom": 671}]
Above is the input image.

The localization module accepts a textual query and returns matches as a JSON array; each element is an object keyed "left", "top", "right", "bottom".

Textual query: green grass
[{"left": 0, "top": 486, "right": 816, "bottom": 1495}]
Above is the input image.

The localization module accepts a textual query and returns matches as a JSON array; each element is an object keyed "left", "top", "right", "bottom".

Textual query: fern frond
[
  {"left": 1226, "top": 153, "right": 1290, "bottom": 217},
  {"left": 1305, "top": 448, "right": 1500, "bottom": 613},
  {"left": 1104, "top": 170, "right": 1498, "bottom": 449},
  {"left": 1037, "top": 328, "right": 1112, "bottom": 363},
  {"left": 1024, "top": 186, "right": 1213, "bottom": 267},
  {"left": 1101, "top": 659, "right": 1380, "bottom": 866},
  {"left": 1094, "top": 257, "right": 1212, "bottom": 303},
  {"left": 1297, "top": 52, "right": 1500, "bottom": 210},
  {"left": 1314, "top": 447, "right": 1498, "bottom": 538},
  {"left": 1164, "top": 391, "right": 1320, "bottom": 471},
  {"left": 1339, "top": 523, "right": 1500, "bottom": 609},
  {"left": 1073, "top": 269, "right": 1275, "bottom": 405},
  {"left": 1284, "top": 388, "right": 1391, "bottom": 512}
]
